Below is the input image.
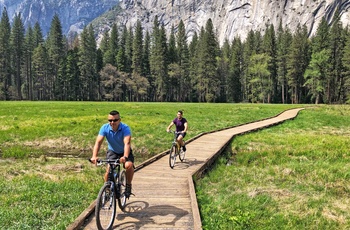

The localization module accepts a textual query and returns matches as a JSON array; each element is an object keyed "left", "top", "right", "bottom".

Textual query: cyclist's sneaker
[
  {"left": 125, "top": 184, "right": 134, "bottom": 199},
  {"left": 182, "top": 145, "right": 186, "bottom": 152}
]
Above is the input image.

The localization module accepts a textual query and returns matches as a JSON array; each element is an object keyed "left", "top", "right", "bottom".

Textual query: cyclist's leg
[
  {"left": 177, "top": 133, "right": 186, "bottom": 150},
  {"left": 104, "top": 150, "right": 119, "bottom": 182},
  {"left": 124, "top": 150, "right": 135, "bottom": 196},
  {"left": 124, "top": 150, "right": 134, "bottom": 185}
]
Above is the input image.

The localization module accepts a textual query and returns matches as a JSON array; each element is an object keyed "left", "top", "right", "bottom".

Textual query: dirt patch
[
  {"left": 322, "top": 208, "right": 346, "bottom": 224},
  {"left": 45, "top": 163, "right": 84, "bottom": 173},
  {"left": 248, "top": 187, "right": 291, "bottom": 198},
  {"left": 24, "top": 137, "right": 74, "bottom": 149}
]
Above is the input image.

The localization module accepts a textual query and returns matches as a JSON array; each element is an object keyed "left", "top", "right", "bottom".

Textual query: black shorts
[
  {"left": 176, "top": 132, "right": 186, "bottom": 138},
  {"left": 106, "top": 149, "right": 134, "bottom": 163}
]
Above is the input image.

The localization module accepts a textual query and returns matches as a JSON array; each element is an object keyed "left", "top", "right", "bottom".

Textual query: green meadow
[
  {"left": 197, "top": 105, "right": 350, "bottom": 229},
  {"left": 0, "top": 102, "right": 348, "bottom": 229}
]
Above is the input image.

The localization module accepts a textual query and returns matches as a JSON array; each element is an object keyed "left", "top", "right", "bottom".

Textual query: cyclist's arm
[
  {"left": 91, "top": 135, "right": 104, "bottom": 163},
  {"left": 123, "top": 135, "right": 131, "bottom": 161},
  {"left": 183, "top": 122, "right": 188, "bottom": 133},
  {"left": 167, "top": 121, "right": 174, "bottom": 132}
]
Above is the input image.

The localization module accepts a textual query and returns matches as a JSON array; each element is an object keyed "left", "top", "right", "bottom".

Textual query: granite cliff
[
  {"left": 93, "top": 0, "right": 350, "bottom": 45},
  {"left": 0, "top": 0, "right": 118, "bottom": 37},
  {"left": 1, "top": 0, "right": 350, "bottom": 45}
]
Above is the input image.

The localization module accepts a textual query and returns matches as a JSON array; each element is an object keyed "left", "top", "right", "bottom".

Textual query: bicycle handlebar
[
  {"left": 167, "top": 130, "right": 181, "bottom": 134},
  {"left": 88, "top": 158, "right": 121, "bottom": 166}
]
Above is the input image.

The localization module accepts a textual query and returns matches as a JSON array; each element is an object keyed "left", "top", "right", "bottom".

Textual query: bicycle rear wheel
[
  {"left": 117, "top": 170, "right": 127, "bottom": 210},
  {"left": 95, "top": 183, "right": 116, "bottom": 230},
  {"left": 169, "top": 144, "right": 177, "bottom": 168}
]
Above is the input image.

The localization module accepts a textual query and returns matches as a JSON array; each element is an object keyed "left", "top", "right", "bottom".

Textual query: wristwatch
[{"left": 123, "top": 156, "right": 128, "bottom": 161}]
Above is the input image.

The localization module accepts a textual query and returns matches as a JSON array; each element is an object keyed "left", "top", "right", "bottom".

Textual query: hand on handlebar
[
  {"left": 120, "top": 156, "right": 127, "bottom": 163},
  {"left": 89, "top": 157, "right": 98, "bottom": 165}
]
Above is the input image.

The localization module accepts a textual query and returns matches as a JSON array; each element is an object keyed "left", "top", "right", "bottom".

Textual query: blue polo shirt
[{"left": 98, "top": 122, "right": 131, "bottom": 154}]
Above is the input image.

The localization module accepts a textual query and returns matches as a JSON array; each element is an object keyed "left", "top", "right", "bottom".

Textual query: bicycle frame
[{"left": 172, "top": 131, "right": 181, "bottom": 151}]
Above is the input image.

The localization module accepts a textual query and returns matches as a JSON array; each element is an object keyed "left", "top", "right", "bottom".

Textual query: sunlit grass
[
  {"left": 0, "top": 101, "right": 301, "bottom": 162},
  {"left": 196, "top": 105, "right": 350, "bottom": 229}
]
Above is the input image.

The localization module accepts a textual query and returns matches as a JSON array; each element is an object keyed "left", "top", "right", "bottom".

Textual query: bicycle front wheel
[
  {"left": 179, "top": 148, "right": 186, "bottom": 162},
  {"left": 117, "top": 170, "right": 127, "bottom": 210},
  {"left": 95, "top": 183, "right": 116, "bottom": 230},
  {"left": 169, "top": 144, "right": 177, "bottom": 168}
]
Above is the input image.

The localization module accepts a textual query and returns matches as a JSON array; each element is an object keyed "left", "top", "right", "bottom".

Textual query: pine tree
[
  {"left": 262, "top": 24, "right": 277, "bottom": 103},
  {"left": 131, "top": 20, "right": 149, "bottom": 101},
  {"left": 308, "top": 16, "right": 330, "bottom": 103},
  {"left": 228, "top": 37, "right": 243, "bottom": 102},
  {"left": 46, "top": 13, "right": 65, "bottom": 100},
  {"left": 327, "top": 12, "right": 345, "bottom": 103},
  {"left": 132, "top": 20, "right": 144, "bottom": 75},
  {"left": 311, "top": 17, "right": 330, "bottom": 53},
  {"left": 78, "top": 25, "right": 98, "bottom": 100},
  {"left": 125, "top": 26, "right": 134, "bottom": 74},
  {"left": 0, "top": 7, "right": 12, "bottom": 99},
  {"left": 304, "top": 49, "right": 328, "bottom": 104},
  {"left": 189, "top": 31, "right": 198, "bottom": 102},
  {"left": 342, "top": 27, "right": 350, "bottom": 103},
  {"left": 33, "top": 22, "right": 44, "bottom": 47},
  {"left": 23, "top": 24, "right": 35, "bottom": 100},
  {"left": 10, "top": 13, "right": 25, "bottom": 100},
  {"left": 176, "top": 20, "right": 190, "bottom": 101},
  {"left": 143, "top": 31, "right": 152, "bottom": 101},
  {"left": 248, "top": 53, "right": 271, "bottom": 103},
  {"left": 104, "top": 24, "right": 118, "bottom": 66},
  {"left": 64, "top": 48, "right": 80, "bottom": 100},
  {"left": 196, "top": 19, "right": 220, "bottom": 102},
  {"left": 150, "top": 16, "right": 168, "bottom": 101},
  {"left": 32, "top": 44, "right": 49, "bottom": 100},
  {"left": 287, "top": 24, "right": 310, "bottom": 103},
  {"left": 276, "top": 20, "right": 292, "bottom": 103},
  {"left": 241, "top": 30, "right": 256, "bottom": 102}
]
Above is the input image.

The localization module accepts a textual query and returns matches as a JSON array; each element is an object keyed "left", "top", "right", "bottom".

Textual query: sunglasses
[{"left": 108, "top": 118, "right": 120, "bottom": 122}]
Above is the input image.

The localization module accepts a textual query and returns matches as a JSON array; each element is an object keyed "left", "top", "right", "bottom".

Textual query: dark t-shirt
[{"left": 172, "top": 117, "right": 187, "bottom": 132}]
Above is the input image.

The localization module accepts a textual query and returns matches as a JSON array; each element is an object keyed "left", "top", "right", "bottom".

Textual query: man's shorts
[
  {"left": 106, "top": 149, "right": 135, "bottom": 163},
  {"left": 176, "top": 132, "right": 186, "bottom": 138}
]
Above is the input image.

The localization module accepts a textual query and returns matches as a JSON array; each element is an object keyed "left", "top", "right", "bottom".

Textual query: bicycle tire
[
  {"left": 179, "top": 148, "right": 186, "bottom": 162},
  {"left": 169, "top": 144, "right": 177, "bottom": 168},
  {"left": 117, "top": 170, "right": 127, "bottom": 210},
  {"left": 95, "top": 183, "right": 116, "bottom": 230}
]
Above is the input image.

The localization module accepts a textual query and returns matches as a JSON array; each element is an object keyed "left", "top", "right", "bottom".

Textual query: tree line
[{"left": 0, "top": 8, "right": 349, "bottom": 103}]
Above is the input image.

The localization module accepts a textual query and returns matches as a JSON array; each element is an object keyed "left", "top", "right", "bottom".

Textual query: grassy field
[
  {"left": 1, "top": 102, "right": 347, "bottom": 229},
  {"left": 196, "top": 105, "right": 350, "bottom": 229}
]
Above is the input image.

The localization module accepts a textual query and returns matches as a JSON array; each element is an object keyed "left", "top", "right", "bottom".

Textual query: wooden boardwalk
[{"left": 69, "top": 108, "right": 304, "bottom": 230}]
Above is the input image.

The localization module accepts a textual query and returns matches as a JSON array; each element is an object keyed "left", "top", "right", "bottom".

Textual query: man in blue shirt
[
  {"left": 90, "top": 110, "right": 134, "bottom": 197},
  {"left": 166, "top": 110, "right": 188, "bottom": 152}
]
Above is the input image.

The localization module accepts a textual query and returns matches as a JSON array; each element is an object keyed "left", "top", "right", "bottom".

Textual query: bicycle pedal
[{"left": 125, "top": 192, "right": 135, "bottom": 199}]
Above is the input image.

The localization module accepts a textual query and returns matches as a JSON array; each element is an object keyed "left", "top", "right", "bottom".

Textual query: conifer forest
[{"left": 0, "top": 9, "right": 349, "bottom": 104}]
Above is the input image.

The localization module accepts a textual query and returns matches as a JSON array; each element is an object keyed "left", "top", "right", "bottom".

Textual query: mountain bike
[
  {"left": 89, "top": 158, "right": 127, "bottom": 230},
  {"left": 168, "top": 130, "right": 186, "bottom": 168}
]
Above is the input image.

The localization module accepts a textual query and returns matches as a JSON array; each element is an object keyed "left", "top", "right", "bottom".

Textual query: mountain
[
  {"left": 91, "top": 0, "right": 350, "bottom": 45},
  {"left": 1, "top": 0, "right": 350, "bottom": 45},
  {"left": 0, "top": 0, "right": 119, "bottom": 37}
]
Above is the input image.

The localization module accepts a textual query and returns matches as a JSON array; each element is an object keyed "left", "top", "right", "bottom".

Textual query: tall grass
[
  {"left": 196, "top": 105, "right": 350, "bottom": 229},
  {"left": 0, "top": 102, "right": 306, "bottom": 229}
]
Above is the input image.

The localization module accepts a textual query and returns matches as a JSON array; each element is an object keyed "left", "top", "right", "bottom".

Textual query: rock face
[
  {"left": 0, "top": 0, "right": 118, "bottom": 37},
  {"left": 93, "top": 0, "right": 350, "bottom": 45},
  {"left": 1, "top": 0, "right": 350, "bottom": 45}
]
